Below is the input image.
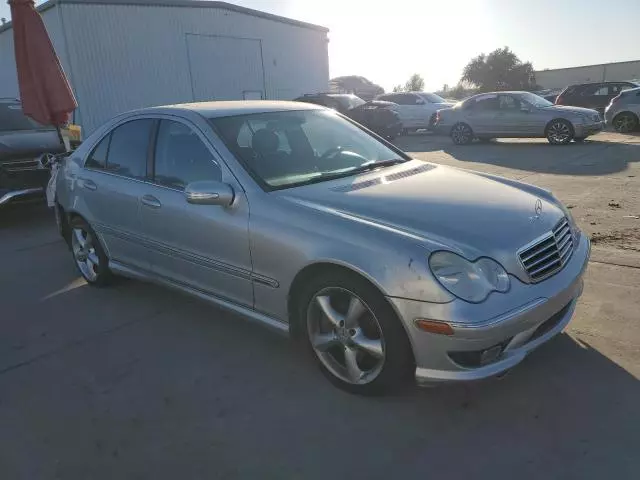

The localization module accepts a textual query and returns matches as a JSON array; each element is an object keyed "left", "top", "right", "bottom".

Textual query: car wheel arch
[
  {"left": 287, "top": 261, "right": 394, "bottom": 339},
  {"left": 613, "top": 111, "right": 639, "bottom": 126}
]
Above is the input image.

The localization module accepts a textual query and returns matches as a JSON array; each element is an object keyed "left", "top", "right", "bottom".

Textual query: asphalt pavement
[{"left": 1, "top": 133, "right": 639, "bottom": 479}]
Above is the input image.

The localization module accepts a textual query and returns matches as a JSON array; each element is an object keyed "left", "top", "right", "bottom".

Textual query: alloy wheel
[
  {"left": 613, "top": 114, "right": 636, "bottom": 133},
  {"left": 451, "top": 123, "right": 472, "bottom": 144},
  {"left": 547, "top": 121, "right": 571, "bottom": 144},
  {"left": 307, "top": 287, "right": 385, "bottom": 385},
  {"left": 71, "top": 227, "right": 100, "bottom": 282}
]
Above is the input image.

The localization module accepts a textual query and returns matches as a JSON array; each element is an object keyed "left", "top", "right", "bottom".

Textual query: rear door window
[
  {"left": 105, "top": 119, "right": 154, "bottom": 179},
  {"left": 85, "top": 134, "right": 110, "bottom": 169}
]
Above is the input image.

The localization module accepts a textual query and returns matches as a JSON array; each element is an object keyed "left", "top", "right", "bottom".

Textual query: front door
[{"left": 138, "top": 119, "right": 253, "bottom": 307}]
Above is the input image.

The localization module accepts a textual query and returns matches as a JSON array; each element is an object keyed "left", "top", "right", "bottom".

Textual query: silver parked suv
[
  {"left": 604, "top": 87, "right": 640, "bottom": 133},
  {"left": 435, "top": 91, "right": 603, "bottom": 145},
  {"left": 54, "top": 101, "right": 590, "bottom": 394}
]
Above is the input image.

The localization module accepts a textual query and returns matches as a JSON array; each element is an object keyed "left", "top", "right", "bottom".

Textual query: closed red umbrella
[{"left": 8, "top": 0, "right": 77, "bottom": 128}]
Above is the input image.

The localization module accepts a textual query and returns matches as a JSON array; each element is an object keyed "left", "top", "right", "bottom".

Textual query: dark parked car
[
  {"left": 555, "top": 81, "right": 640, "bottom": 114},
  {"left": 0, "top": 98, "right": 63, "bottom": 206},
  {"left": 294, "top": 93, "right": 402, "bottom": 139}
]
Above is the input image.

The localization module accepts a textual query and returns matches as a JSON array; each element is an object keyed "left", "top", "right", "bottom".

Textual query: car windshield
[
  {"left": 519, "top": 92, "right": 554, "bottom": 108},
  {"left": 418, "top": 93, "right": 447, "bottom": 104},
  {"left": 211, "top": 109, "right": 408, "bottom": 190}
]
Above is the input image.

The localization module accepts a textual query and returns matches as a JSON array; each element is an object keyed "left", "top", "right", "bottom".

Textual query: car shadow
[{"left": 399, "top": 135, "right": 640, "bottom": 176}]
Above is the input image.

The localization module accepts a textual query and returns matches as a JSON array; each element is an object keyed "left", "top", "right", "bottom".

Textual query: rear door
[
  {"left": 138, "top": 118, "right": 253, "bottom": 307},
  {"left": 463, "top": 94, "right": 500, "bottom": 135},
  {"left": 78, "top": 119, "right": 155, "bottom": 271},
  {"left": 580, "top": 83, "right": 611, "bottom": 111}
]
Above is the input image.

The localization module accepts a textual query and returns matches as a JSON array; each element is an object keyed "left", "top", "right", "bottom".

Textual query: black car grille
[
  {"left": 0, "top": 157, "right": 42, "bottom": 172},
  {"left": 518, "top": 217, "right": 574, "bottom": 282}
]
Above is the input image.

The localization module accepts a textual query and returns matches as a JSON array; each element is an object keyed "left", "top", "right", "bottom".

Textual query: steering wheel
[{"left": 319, "top": 146, "right": 344, "bottom": 161}]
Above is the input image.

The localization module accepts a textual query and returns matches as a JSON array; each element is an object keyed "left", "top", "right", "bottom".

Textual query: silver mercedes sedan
[
  {"left": 54, "top": 101, "right": 590, "bottom": 395},
  {"left": 434, "top": 91, "right": 603, "bottom": 145}
]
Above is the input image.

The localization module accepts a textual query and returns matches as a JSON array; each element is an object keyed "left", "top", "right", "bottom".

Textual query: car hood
[
  {"left": 541, "top": 105, "right": 599, "bottom": 116},
  {"left": 277, "top": 161, "right": 564, "bottom": 263}
]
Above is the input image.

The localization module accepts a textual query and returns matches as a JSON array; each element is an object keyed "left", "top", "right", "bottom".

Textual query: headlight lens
[{"left": 429, "top": 251, "right": 510, "bottom": 303}]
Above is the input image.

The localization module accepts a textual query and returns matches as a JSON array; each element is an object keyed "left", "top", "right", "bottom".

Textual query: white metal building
[
  {"left": 0, "top": 0, "right": 329, "bottom": 133},
  {"left": 535, "top": 60, "right": 640, "bottom": 90}
]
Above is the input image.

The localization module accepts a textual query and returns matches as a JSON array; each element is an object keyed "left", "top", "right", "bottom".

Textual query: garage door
[{"left": 186, "top": 34, "right": 265, "bottom": 102}]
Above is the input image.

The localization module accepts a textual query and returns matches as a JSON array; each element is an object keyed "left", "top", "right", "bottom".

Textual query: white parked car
[{"left": 375, "top": 92, "right": 454, "bottom": 133}]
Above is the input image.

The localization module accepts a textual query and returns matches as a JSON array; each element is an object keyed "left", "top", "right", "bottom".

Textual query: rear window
[{"left": 0, "top": 103, "right": 53, "bottom": 132}]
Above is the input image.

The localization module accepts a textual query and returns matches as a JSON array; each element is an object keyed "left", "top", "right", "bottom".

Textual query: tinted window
[
  {"left": 396, "top": 94, "right": 421, "bottom": 105},
  {"left": 0, "top": 103, "right": 52, "bottom": 132},
  {"left": 106, "top": 119, "right": 153, "bottom": 179},
  {"left": 611, "top": 83, "right": 635, "bottom": 95},
  {"left": 85, "top": 134, "right": 110, "bottom": 169},
  {"left": 499, "top": 95, "right": 521, "bottom": 110},
  {"left": 153, "top": 120, "right": 221, "bottom": 190},
  {"left": 471, "top": 96, "right": 499, "bottom": 111}
]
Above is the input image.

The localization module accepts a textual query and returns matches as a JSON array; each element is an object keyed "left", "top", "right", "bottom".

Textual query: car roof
[{"left": 136, "top": 100, "right": 323, "bottom": 118}]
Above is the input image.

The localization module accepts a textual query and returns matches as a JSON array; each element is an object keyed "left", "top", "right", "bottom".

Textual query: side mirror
[{"left": 185, "top": 180, "right": 234, "bottom": 207}]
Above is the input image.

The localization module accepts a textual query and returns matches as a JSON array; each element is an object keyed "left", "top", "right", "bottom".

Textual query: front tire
[
  {"left": 612, "top": 112, "right": 638, "bottom": 133},
  {"left": 69, "top": 217, "right": 113, "bottom": 286},
  {"left": 546, "top": 119, "right": 574, "bottom": 145},
  {"left": 297, "top": 271, "right": 414, "bottom": 395},
  {"left": 450, "top": 122, "right": 473, "bottom": 145}
]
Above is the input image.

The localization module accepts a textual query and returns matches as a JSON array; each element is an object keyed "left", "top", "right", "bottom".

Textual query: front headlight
[{"left": 429, "top": 251, "right": 510, "bottom": 303}]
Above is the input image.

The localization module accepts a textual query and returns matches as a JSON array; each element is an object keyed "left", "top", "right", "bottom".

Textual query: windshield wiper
[{"left": 349, "top": 158, "right": 407, "bottom": 174}]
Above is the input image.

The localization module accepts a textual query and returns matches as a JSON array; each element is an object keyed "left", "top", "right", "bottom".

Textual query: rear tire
[
  {"left": 69, "top": 217, "right": 114, "bottom": 287},
  {"left": 450, "top": 123, "right": 473, "bottom": 145},
  {"left": 297, "top": 270, "right": 414, "bottom": 395},
  {"left": 612, "top": 112, "right": 638, "bottom": 133},
  {"left": 546, "top": 119, "right": 574, "bottom": 145}
]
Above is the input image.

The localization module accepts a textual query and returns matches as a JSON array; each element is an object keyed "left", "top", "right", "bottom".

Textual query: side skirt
[{"left": 109, "top": 260, "right": 290, "bottom": 337}]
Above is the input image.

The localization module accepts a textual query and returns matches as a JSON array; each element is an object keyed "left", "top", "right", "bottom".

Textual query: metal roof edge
[
  {"left": 0, "top": 0, "right": 328, "bottom": 35},
  {"left": 535, "top": 59, "right": 640, "bottom": 74}
]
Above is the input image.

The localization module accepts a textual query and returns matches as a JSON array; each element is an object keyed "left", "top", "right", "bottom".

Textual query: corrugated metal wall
[
  {"left": 59, "top": 3, "right": 329, "bottom": 133},
  {"left": 535, "top": 61, "right": 640, "bottom": 89},
  {"left": 0, "top": 7, "right": 73, "bottom": 101}
]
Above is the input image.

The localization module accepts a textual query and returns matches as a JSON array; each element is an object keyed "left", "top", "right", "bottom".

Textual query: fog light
[
  {"left": 414, "top": 319, "right": 454, "bottom": 336},
  {"left": 480, "top": 345, "right": 503, "bottom": 365}
]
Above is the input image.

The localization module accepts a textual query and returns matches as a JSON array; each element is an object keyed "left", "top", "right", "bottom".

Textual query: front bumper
[
  {"left": 388, "top": 235, "right": 590, "bottom": 385},
  {"left": 0, "top": 187, "right": 45, "bottom": 206},
  {"left": 574, "top": 120, "right": 604, "bottom": 137}
]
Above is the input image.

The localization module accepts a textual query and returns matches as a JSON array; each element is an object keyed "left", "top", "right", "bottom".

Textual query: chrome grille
[
  {"left": 518, "top": 217, "right": 574, "bottom": 282},
  {"left": 0, "top": 158, "right": 42, "bottom": 172}
]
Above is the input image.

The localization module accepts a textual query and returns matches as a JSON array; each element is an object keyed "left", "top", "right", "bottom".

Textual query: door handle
[
  {"left": 80, "top": 178, "right": 97, "bottom": 191},
  {"left": 141, "top": 194, "right": 162, "bottom": 209}
]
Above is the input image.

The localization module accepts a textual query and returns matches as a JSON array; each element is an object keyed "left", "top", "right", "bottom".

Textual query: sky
[{"left": 2, "top": 0, "right": 639, "bottom": 92}]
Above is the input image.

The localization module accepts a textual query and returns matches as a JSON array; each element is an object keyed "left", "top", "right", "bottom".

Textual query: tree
[
  {"left": 392, "top": 73, "right": 426, "bottom": 93},
  {"left": 461, "top": 47, "right": 537, "bottom": 92},
  {"left": 330, "top": 76, "right": 384, "bottom": 100}
]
